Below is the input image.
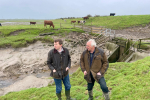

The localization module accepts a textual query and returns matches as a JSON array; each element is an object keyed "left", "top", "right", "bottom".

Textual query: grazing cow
[
  {"left": 71, "top": 21, "right": 76, "bottom": 24},
  {"left": 77, "top": 20, "right": 86, "bottom": 24},
  {"left": 30, "top": 22, "right": 36, "bottom": 25},
  {"left": 0, "top": 23, "right": 2, "bottom": 26},
  {"left": 44, "top": 20, "right": 54, "bottom": 28},
  {"left": 80, "top": 20, "right": 86, "bottom": 24},
  {"left": 83, "top": 17, "right": 89, "bottom": 20}
]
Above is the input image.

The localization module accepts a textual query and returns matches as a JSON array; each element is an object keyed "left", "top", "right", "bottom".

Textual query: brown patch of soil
[
  {"left": 9, "top": 29, "right": 25, "bottom": 36},
  {"left": 115, "top": 24, "right": 150, "bottom": 40}
]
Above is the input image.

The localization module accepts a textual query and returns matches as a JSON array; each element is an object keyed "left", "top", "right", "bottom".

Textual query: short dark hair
[{"left": 54, "top": 39, "right": 63, "bottom": 45}]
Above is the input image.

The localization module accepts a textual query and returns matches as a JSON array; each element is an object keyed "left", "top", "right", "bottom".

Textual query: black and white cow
[
  {"left": 0, "top": 23, "right": 2, "bottom": 26},
  {"left": 79, "top": 20, "right": 86, "bottom": 24}
]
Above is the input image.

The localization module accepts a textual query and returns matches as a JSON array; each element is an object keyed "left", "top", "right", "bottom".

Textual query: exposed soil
[
  {"left": 115, "top": 24, "right": 150, "bottom": 40},
  {"left": 9, "top": 29, "right": 25, "bottom": 36}
]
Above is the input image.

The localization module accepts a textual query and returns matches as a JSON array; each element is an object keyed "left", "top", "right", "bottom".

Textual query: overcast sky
[{"left": 0, "top": 0, "right": 150, "bottom": 19}]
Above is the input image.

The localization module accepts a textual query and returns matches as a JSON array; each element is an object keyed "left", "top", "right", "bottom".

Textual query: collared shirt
[
  {"left": 57, "top": 47, "right": 64, "bottom": 54},
  {"left": 90, "top": 50, "right": 95, "bottom": 67}
]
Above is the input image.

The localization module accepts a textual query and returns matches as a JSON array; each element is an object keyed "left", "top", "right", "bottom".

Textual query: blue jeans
[
  {"left": 54, "top": 75, "right": 71, "bottom": 93},
  {"left": 88, "top": 73, "right": 109, "bottom": 93}
]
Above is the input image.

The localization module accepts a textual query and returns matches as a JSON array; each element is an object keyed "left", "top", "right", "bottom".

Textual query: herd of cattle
[
  {"left": 71, "top": 20, "right": 86, "bottom": 24},
  {"left": 0, "top": 17, "right": 89, "bottom": 28}
]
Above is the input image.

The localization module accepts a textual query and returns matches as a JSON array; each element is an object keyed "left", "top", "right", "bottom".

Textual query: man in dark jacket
[
  {"left": 47, "top": 39, "right": 76, "bottom": 100},
  {"left": 80, "top": 39, "right": 110, "bottom": 100}
]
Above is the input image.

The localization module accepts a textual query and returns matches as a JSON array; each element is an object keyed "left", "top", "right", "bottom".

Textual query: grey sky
[{"left": 0, "top": 0, "right": 150, "bottom": 19}]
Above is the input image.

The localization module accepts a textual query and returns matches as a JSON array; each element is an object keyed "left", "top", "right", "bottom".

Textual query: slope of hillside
[
  {"left": 0, "top": 56, "right": 149, "bottom": 100},
  {"left": 55, "top": 15, "right": 150, "bottom": 30}
]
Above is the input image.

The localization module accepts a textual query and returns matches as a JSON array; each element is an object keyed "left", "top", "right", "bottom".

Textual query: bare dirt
[
  {"left": 9, "top": 29, "right": 25, "bottom": 36},
  {"left": 115, "top": 24, "right": 150, "bottom": 40}
]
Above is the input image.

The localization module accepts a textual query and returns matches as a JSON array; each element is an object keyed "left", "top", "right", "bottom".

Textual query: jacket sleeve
[
  {"left": 47, "top": 50, "right": 55, "bottom": 71},
  {"left": 100, "top": 52, "right": 109, "bottom": 75},
  {"left": 80, "top": 52, "right": 86, "bottom": 72}
]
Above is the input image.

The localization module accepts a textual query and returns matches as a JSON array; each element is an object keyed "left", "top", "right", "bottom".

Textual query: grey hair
[{"left": 87, "top": 39, "right": 97, "bottom": 47}]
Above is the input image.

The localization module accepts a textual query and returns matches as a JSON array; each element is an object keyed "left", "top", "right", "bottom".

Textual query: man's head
[
  {"left": 54, "top": 39, "right": 63, "bottom": 50},
  {"left": 86, "top": 39, "right": 96, "bottom": 53}
]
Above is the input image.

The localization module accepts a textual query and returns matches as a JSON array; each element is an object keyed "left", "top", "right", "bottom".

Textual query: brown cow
[
  {"left": 44, "top": 20, "right": 54, "bottom": 28},
  {"left": 83, "top": 17, "right": 89, "bottom": 20},
  {"left": 71, "top": 21, "right": 76, "bottom": 24},
  {"left": 30, "top": 22, "right": 36, "bottom": 25}
]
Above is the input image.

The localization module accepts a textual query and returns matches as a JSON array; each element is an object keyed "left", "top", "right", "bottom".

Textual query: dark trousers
[{"left": 88, "top": 73, "right": 109, "bottom": 93}]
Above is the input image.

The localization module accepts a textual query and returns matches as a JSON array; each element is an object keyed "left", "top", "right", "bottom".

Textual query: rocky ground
[{"left": 0, "top": 22, "right": 149, "bottom": 96}]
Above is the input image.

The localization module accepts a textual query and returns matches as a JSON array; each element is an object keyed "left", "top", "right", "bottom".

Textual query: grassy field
[
  {"left": 0, "top": 56, "right": 149, "bottom": 100},
  {"left": 58, "top": 15, "right": 150, "bottom": 29},
  {"left": 0, "top": 21, "right": 84, "bottom": 48},
  {"left": 0, "top": 15, "right": 150, "bottom": 48}
]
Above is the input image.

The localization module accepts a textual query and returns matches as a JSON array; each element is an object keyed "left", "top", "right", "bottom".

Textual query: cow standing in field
[
  {"left": 0, "top": 23, "right": 2, "bottom": 26},
  {"left": 71, "top": 21, "right": 76, "bottom": 24},
  {"left": 78, "top": 20, "right": 86, "bottom": 24},
  {"left": 78, "top": 21, "right": 80, "bottom": 24},
  {"left": 83, "top": 17, "right": 89, "bottom": 20},
  {"left": 44, "top": 20, "right": 54, "bottom": 28},
  {"left": 30, "top": 22, "right": 36, "bottom": 25},
  {"left": 80, "top": 20, "right": 86, "bottom": 24}
]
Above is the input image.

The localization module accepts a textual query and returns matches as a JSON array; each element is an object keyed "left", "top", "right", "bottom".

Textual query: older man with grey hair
[{"left": 80, "top": 39, "right": 110, "bottom": 100}]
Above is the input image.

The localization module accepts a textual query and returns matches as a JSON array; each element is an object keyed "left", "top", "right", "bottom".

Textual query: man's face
[
  {"left": 86, "top": 41, "right": 92, "bottom": 51},
  {"left": 54, "top": 42, "right": 62, "bottom": 50}
]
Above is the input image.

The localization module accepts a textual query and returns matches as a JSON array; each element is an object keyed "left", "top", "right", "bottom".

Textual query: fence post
[
  {"left": 74, "top": 24, "right": 75, "bottom": 28},
  {"left": 82, "top": 24, "right": 83, "bottom": 30}
]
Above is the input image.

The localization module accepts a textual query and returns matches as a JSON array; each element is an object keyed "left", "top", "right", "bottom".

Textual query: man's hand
[
  {"left": 53, "top": 69, "right": 56, "bottom": 72},
  {"left": 84, "top": 71, "right": 87, "bottom": 75},
  {"left": 97, "top": 72, "right": 101, "bottom": 75},
  {"left": 66, "top": 67, "right": 69, "bottom": 71}
]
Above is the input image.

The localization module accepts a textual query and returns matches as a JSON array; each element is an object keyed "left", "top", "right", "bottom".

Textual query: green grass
[
  {"left": 85, "top": 15, "right": 150, "bottom": 29},
  {"left": 0, "top": 56, "right": 150, "bottom": 100},
  {"left": 56, "top": 15, "right": 150, "bottom": 30},
  {"left": 0, "top": 21, "right": 84, "bottom": 48},
  {"left": 1, "top": 15, "right": 150, "bottom": 48}
]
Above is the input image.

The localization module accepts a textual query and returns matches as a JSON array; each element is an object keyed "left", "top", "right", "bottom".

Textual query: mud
[
  {"left": 9, "top": 29, "right": 25, "bottom": 36},
  {"left": 115, "top": 24, "right": 150, "bottom": 40}
]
